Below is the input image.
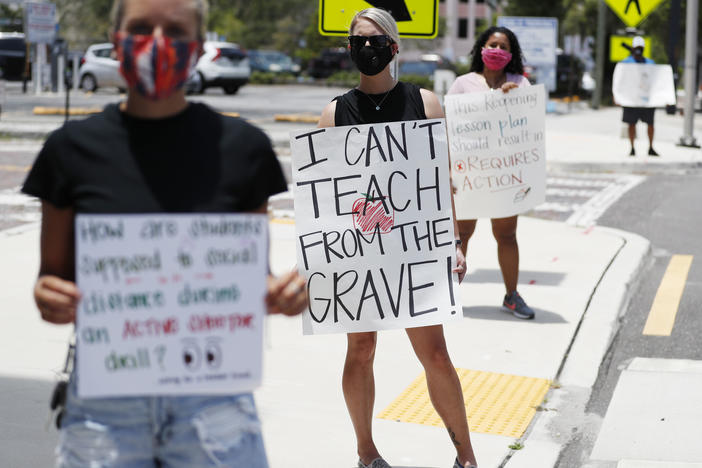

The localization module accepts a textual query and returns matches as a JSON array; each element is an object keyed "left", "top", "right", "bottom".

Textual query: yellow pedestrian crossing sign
[
  {"left": 604, "top": 0, "right": 667, "bottom": 27},
  {"left": 319, "top": 0, "right": 439, "bottom": 38},
  {"left": 609, "top": 35, "right": 652, "bottom": 62}
]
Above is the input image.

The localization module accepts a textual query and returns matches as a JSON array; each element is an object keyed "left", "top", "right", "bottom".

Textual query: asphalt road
[
  {"left": 556, "top": 169, "right": 702, "bottom": 467},
  {"left": 1, "top": 80, "right": 346, "bottom": 120}
]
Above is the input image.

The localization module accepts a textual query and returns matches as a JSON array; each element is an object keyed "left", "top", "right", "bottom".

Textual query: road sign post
[
  {"left": 679, "top": 0, "right": 699, "bottom": 147},
  {"left": 609, "top": 35, "right": 652, "bottom": 62},
  {"left": 24, "top": 2, "right": 56, "bottom": 95},
  {"left": 319, "top": 0, "right": 439, "bottom": 38}
]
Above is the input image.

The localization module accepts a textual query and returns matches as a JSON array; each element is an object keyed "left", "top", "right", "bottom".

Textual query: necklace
[{"left": 358, "top": 86, "right": 394, "bottom": 111}]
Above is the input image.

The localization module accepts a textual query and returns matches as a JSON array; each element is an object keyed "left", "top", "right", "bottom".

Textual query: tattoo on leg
[{"left": 448, "top": 427, "right": 461, "bottom": 446}]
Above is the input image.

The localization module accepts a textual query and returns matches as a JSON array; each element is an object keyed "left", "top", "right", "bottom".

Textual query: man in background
[{"left": 621, "top": 36, "right": 659, "bottom": 157}]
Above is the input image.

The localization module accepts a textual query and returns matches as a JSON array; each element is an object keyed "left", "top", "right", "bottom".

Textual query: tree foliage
[
  {"left": 505, "top": 0, "right": 700, "bottom": 69},
  {"left": 0, "top": 5, "right": 24, "bottom": 33}
]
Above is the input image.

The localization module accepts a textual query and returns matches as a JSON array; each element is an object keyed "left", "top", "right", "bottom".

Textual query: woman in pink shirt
[{"left": 447, "top": 26, "right": 535, "bottom": 320}]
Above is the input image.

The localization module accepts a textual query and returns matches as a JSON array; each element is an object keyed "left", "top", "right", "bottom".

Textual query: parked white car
[
  {"left": 191, "top": 41, "right": 250, "bottom": 95},
  {"left": 78, "top": 41, "right": 250, "bottom": 95},
  {"left": 78, "top": 43, "right": 125, "bottom": 92}
]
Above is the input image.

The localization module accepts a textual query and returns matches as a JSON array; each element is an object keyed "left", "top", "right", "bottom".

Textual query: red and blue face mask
[{"left": 115, "top": 33, "right": 200, "bottom": 100}]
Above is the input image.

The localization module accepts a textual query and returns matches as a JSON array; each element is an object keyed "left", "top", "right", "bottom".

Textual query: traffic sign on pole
[
  {"left": 609, "top": 35, "right": 652, "bottom": 62},
  {"left": 319, "top": 0, "right": 439, "bottom": 38},
  {"left": 604, "top": 0, "right": 666, "bottom": 27}
]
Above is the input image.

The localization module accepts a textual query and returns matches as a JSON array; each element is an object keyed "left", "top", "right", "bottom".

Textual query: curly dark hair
[{"left": 468, "top": 26, "right": 525, "bottom": 75}]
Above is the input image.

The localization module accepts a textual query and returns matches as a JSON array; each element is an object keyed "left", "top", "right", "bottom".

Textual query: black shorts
[{"left": 622, "top": 107, "right": 655, "bottom": 125}]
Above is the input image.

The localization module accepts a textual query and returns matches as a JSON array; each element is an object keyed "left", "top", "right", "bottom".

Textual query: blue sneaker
[{"left": 503, "top": 291, "right": 535, "bottom": 319}]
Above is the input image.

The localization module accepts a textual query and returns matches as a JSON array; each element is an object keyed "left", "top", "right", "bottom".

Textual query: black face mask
[{"left": 350, "top": 44, "right": 394, "bottom": 76}]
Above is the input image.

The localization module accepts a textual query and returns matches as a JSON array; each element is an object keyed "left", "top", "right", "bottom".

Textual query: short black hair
[{"left": 469, "top": 26, "right": 525, "bottom": 75}]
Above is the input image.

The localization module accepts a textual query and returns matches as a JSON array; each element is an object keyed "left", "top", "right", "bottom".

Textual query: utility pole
[
  {"left": 468, "top": 0, "right": 476, "bottom": 49},
  {"left": 679, "top": 0, "right": 699, "bottom": 147},
  {"left": 443, "top": 0, "right": 458, "bottom": 61},
  {"left": 591, "top": 0, "right": 607, "bottom": 109}
]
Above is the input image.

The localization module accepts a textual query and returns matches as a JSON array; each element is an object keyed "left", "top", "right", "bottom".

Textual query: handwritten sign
[
  {"left": 75, "top": 214, "right": 268, "bottom": 398},
  {"left": 612, "top": 63, "right": 676, "bottom": 108},
  {"left": 291, "top": 119, "right": 461, "bottom": 335},
  {"left": 444, "top": 84, "right": 547, "bottom": 219}
]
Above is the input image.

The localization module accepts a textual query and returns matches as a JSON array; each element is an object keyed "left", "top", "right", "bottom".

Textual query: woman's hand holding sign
[
  {"left": 453, "top": 246, "right": 467, "bottom": 284},
  {"left": 34, "top": 275, "right": 81, "bottom": 324},
  {"left": 500, "top": 82, "right": 519, "bottom": 93},
  {"left": 266, "top": 270, "right": 308, "bottom": 316}
]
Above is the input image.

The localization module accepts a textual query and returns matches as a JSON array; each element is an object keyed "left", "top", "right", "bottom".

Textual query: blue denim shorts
[{"left": 57, "top": 377, "right": 269, "bottom": 468}]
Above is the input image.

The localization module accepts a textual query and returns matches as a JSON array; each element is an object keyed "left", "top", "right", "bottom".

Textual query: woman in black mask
[{"left": 318, "top": 8, "right": 478, "bottom": 468}]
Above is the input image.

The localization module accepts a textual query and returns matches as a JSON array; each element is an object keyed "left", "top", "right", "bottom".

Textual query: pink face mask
[{"left": 482, "top": 48, "right": 512, "bottom": 71}]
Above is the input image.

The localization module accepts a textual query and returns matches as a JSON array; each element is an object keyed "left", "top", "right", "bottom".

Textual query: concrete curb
[
  {"left": 504, "top": 226, "right": 651, "bottom": 468},
  {"left": 273, "top": 113, "right": 320, "bottom": 123},
  {"left": 33, "top": 106, "right": 102, "bottom": 116}
]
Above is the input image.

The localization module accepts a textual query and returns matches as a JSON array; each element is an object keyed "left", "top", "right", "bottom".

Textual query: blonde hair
[
  {"left": 111, "top": 0, "right": 209, "bottom": 40},
  {"left": 349, "top": 8, "right": 401, "bottom": 49}
]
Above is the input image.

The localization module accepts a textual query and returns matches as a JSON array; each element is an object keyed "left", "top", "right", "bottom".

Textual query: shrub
[{"left": 400, "top": 74, "right": 433, "bottom": 90}]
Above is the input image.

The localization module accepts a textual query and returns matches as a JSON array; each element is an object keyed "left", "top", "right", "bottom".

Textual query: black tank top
[{"left": 334, "top": 81, "right": 427, "bottom": 126}]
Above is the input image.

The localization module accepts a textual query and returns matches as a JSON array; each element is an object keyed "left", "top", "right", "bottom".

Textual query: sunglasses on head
[{"left": 348, "top": 35, "right": 394, "bottom": 48}]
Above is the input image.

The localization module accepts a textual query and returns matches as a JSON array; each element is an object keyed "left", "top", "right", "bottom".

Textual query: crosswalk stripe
[{"left": 643, "top": 255, "right": 694, "bottom": 336}]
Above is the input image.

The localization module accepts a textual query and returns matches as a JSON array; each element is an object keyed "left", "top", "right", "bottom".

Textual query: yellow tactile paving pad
[{"left": 377, "top": 369, "right": 551, "bottom": 438}]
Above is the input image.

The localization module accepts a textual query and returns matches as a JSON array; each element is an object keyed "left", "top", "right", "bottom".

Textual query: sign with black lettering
[
  {"left": 444, "top": 85, "right": 547, "bottom": 219},
  {"left": 612, "top": 63, "right": 676, "bottom": 108},
  {"left": 75, "top": 214, "right": 268, "bottom": 398},
  {"left": 291, "top": 119, "right": 461, "bottom": 335}
]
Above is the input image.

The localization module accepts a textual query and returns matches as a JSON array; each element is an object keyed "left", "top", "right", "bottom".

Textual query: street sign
[
  {"left": 609, "top": 35, "right": 652, "bottom": 62},
  {"left": 604, "top": 0, "right": 666, "bottom": 27},
  {"left": 319, "top": 0, "right": 439, "bottom": 38},
  {"left": 497, "top": 17, "right": 558, "bottom": 92},
  {"left": 24, "top": 2, "right": 56, "bottom": 44}
]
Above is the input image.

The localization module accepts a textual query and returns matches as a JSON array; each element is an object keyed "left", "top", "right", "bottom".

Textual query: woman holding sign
[
  {"left": 447, "top": 26, "right": 536, "bottom": 321},
  {"left": 318, "top": 8, "right": 477, "bottom": 468},
  {"left": 22, "top": 0, "right": 307, "bottom": 466}
]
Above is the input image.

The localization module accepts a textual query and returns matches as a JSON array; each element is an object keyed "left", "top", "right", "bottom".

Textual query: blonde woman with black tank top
[{"left": 318, "top": 8, "right": 478, "bottom": 468}]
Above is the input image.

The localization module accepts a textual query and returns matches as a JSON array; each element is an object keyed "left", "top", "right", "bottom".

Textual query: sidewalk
[
  {"left": 0, "top": 96, "right": 695, "bottom": 467},
  {"left": 2, "top": 102, "right": 701, "bottom": 170},
  {"left": 0, "top": 213, "right": 649, "bottom": 467}
]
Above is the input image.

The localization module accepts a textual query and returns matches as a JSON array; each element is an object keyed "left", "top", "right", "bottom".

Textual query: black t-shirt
[
  {"left": 333, "top": 81, "right": 427, "bottom": 126},
  {"left": 22, "top": 102, "right": 287, "bottom": 214}
]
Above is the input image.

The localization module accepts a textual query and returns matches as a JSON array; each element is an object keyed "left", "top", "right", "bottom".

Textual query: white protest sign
[
  {"left": 75, "top": 214, "right": 268, "bottom": 398},
  {"left": 291, "top": 119, "right": 462, "bottom": 335},
  {"left": 444, "top": 84, "right": 547, "bottom": 220},
  {"left": 24, "top": 2, "right": 56, "bottom": 44},
  {"left": 612, "top": 63, "right": 676, "bottom": 108}
]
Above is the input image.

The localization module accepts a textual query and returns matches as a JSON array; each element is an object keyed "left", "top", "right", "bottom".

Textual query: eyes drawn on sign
[
  {"left": 352, "top": 192, "right": 395, "bottom": 234},
  {"left": 181, "top": 338, "right": 223, "bottom": 371}
]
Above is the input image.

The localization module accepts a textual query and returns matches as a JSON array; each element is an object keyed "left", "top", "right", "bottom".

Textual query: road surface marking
[
  {"left": 643, "top": 255, "right": 694, "bottom": 336},
  {"left": 377, "top": 368, "right": 550, "bottom": 438},
  {"left": 0, "top": 164, "right": 30, "bottom": 172}
]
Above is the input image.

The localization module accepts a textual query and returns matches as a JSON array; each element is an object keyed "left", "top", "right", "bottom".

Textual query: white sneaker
[{"left": 358, "top": 458, "right": 392, "bottom": 468}]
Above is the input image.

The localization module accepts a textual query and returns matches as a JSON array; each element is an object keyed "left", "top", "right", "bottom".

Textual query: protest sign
[
  {"left": 612, "top": 63, "right": 676, "bottom": 108},
  {"left": 75, "top": 213, "right": 268, "bottom": 398},
  {"left": 291, "top": 119, "right": 462, "bottom": 335},
  {"left": 444, "top": 84, "right": 547, "bottom": 219}
]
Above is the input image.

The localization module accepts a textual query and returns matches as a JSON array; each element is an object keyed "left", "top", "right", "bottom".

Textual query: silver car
[{"left": 78, "top": 43, "right": 125, "bottom": 92}]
